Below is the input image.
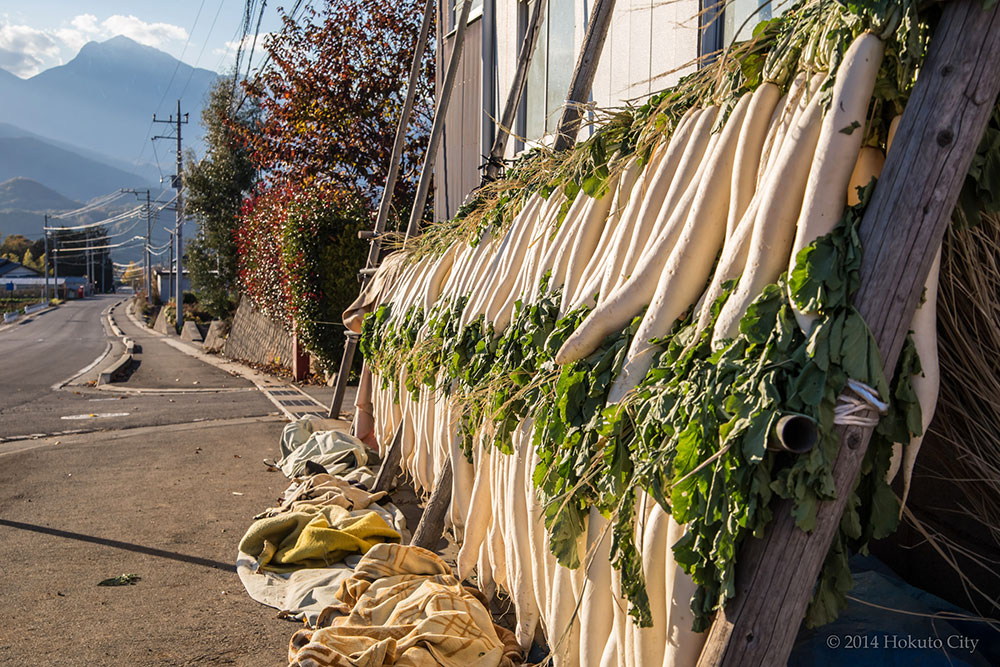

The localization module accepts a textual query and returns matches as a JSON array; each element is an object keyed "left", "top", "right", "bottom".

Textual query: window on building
[
  {"left": 723, "top": 0, "right": 773, "bottom": 44},
  {"left": 522, "top": 0, "right": 576, "bottom": 141},
  {"left": 446, "top": 0, "right": 484, "bottom": 33}
]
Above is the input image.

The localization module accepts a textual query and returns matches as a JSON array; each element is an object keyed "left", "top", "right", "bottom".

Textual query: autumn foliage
[{"left": 233, "top": 0, "right": 434, "bottom": 369}]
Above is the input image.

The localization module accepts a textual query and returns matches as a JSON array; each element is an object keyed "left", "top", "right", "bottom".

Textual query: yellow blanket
[
  {"left": 288, "top": 543, "right": 518, "bottom": 667},
  {"left": 240, "top": 506, "right": 401, "bottom": 573}
]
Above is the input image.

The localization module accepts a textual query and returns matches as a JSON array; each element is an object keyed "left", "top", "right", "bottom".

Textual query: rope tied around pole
[{"left": 833, "top": 378, "right": 889, "bottom": 428}]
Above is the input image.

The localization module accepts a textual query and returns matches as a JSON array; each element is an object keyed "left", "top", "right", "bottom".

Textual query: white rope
[{"left": 833, "top": 378, "right": 888, "bottom": 427}]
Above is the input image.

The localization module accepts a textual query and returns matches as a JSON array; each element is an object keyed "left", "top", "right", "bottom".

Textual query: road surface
[
  {"left": 0, "top": 296, "right": 276, "bottom": 441},
  {"left": 0, "top": 296, "right": 319, "bottom": 665}
]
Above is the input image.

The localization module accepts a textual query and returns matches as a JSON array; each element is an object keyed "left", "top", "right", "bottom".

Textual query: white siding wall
[{"left": 491, "top": 0, "right": 699, "bottom": 155}]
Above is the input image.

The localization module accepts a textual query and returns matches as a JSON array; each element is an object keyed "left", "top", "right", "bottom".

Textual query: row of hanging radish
[{"left": 353, "top": 25, "right": 939, "bottom": 667}]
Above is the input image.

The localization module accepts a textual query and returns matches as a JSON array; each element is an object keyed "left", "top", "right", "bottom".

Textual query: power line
[{"left": 180, "top": 0, "right": 228, "bottom": 100}]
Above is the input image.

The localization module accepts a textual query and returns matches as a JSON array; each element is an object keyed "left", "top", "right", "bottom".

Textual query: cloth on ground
[
  {"left": 279, "top": 418, "right": 371, "bottom": 479},
  {"left": 258, "top": 473, "right": 389, "bottom": 519},
  {"left": 288, "top": 543, "right": 518, "bottom": 667},
  {"left": 240, "top": 505, "right": 401, "bottom": 573}
]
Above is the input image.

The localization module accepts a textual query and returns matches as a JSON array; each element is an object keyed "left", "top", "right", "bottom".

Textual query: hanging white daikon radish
[
  {"left": 789, "top": 34, "right": 884, "bottom": 335},
  {"left": 567, "top": 158, "right": 643, "bottom": 309},
  {"left": 559, "top": 95, "right": 748, "bottom": 366},
  {"left": 711, "top": 73, "right": 828, "bottom": 347}
]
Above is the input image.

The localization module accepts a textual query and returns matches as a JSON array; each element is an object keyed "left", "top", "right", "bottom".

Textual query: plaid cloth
[{"left": 289, "top": 543, "right": 518, "bottom": 667}]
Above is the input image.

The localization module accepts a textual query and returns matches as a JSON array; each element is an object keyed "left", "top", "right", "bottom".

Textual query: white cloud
[
  {"left": 0, "top": 23, "right": 59, "bottom": 77},
  {"left": 100, "top": 15, "right": 187, "bottom": 48},
  {"left": 0, "top": 14, "right": 188, "bottom": 77}
]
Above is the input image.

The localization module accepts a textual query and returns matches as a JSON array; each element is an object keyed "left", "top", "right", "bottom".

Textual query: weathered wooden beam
[
  {"left": 552, "top": 0, "right": 618, "bottom": 152},
  {"left": 405, "top": 0, "right": 475, "bottom": 239},
  {"left": 410, "top": 458, "right": 454, "bottom": 550},
  {"left": 482, "top": 0, "right": 547, "bottom": 182},
  {"left": 328, "top": 0, "right": 434, "bottom": 419},
  {"left": 697, "top": 2, "right": 1000, "bottom": 665},
  {"left": 371, "top": 422, "right": 405, "bottom": 494}
]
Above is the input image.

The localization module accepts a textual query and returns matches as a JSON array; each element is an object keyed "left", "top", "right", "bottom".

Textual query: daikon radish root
[
  {"left": 578, "top": 508, "right": 614, "bottom": 667},
  {"left": 525, "top": 443, "right": 550, "bottom": 635},
  {"left": 483, "top": 199, "right": 544, "bottom": 323},
  {"left": 886, "top": 113, "right": 901, "bottom": 150},
  {"left": 597, "top": 149, "right": 668, "bottom": 300},
  {"left": 561, "top": 181, "right": 620, "bottom": 312},
  {"left": 727, "top": 83, "right": 782, "bottom": 239},
  {"left": 457, "top": 445, "right": 494, "bottom": 578},
  {"left": 888, "top": 248, "right": 940, "bottom": 509},
  {"left": 662, "top": 518, "right": 706, "bottom": 666},
  {"left": 612, "top": 111, "right": 705, "bottom": 288},
  {"left": 568, "top": 158, "right": 643, "bottom": 308},
  {"left": 757, "top": 72, "right": 806, "bottom": 187},
  {"left": 448, "top": 402, "right": 475, "bottom": 539},
  {"left": 712, "top": 73, "right": 828, "bottom": 347},
  {"left": 508, "top": 421, "right": 540, "bottom": 649},
  {"left": 549, "top": 562, "right": 583, "bottom": 667},
  {"left": 606, "top": 108, "right": 719, "bottom": 294},
  {"left": 633, "top": 499, "right": 669, "bottom": 667},
  {"left": 789, "top": 33, "right": 884, "bottom": 335},
  {"left": 847, "top": 147, "right": 885, "bottom": 205},
  {"left": 566, "top": 95, "right": 749, "bottom": 372}
]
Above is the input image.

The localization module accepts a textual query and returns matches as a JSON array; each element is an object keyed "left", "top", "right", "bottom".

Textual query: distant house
[
  {"left": 155, "top": 269, "right": 191, "bottom": 301},
  {"left": 0, "top": 258, "right": 42, "bottom": 279}
]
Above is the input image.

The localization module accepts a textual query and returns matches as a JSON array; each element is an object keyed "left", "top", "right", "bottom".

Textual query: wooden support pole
[
  {"left": 697, "top": 2, "right": 1000, "bottom": 665},
  {"left": 370, "top": 0, "right": 474, "bottom": 493},
  {"left": 405, "top": 0, "right": 475, "bottom": 239},
  {"left": 372, "top": 424, "right": 405, "bottom": 494},
  {"left": 410, "top": 459, "right": 454, "bottom": 550},
  {"left": 328, "top": 0, "right": 434, "bottom": 420},
  {"left": 482, "top": 0, "right": 547, "bottom": 182},
  {"left": 552, "top": 0, "right": 617, "bottom": 152}
]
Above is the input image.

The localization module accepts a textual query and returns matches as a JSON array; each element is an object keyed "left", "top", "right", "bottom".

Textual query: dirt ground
[{"left": 0, "top": 417, "right": 298, "bottom": 666}]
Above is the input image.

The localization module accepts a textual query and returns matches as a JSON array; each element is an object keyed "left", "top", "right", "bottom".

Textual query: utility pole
[
  {"left": 43, "top": 214, "right": 49, "bottom": 301},
  {"left": 52, "top": 228, "right": 59, "bottom": 300},
  {"left": 153, "top": 100, "right": 188, "bottom": 331},
  {"left": 122, "top": 188, "right": 153, "bottom": 303}
]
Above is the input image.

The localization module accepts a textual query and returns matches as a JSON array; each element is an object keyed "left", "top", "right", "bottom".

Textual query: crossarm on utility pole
[{"left": 697, "top": 1, "right": 1000, "bottom": 665}]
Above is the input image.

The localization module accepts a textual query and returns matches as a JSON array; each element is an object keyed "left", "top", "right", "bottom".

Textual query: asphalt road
[
  {"left": 0, "top": 296, "right": 276, "bottom": 441},
  {"left": 0, "top": 295, "right": 113, "bottom": 412}
]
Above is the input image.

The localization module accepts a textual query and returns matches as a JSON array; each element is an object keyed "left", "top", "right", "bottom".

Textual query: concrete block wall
[{"left": 223, "top": 298, "right": 293, "bottom": 370}]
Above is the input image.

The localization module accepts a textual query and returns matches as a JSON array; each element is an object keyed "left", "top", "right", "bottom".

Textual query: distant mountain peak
[{"left": 0, "top": 177, "right": 79, "bottom": 212}]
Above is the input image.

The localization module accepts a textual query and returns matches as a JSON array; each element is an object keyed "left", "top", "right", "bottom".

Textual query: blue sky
[{"left": 0, "top": 1, "right": 285, "bottom": 77}]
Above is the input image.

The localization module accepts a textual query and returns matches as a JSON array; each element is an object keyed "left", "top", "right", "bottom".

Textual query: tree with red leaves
[
  {"left": 242, "top": 0, "right": 434, "bottom": 212},
  {"left": 234, "top": 0, "right": 434, "bottom": 369}
]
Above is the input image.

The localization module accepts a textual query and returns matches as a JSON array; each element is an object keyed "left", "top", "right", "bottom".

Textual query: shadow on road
[{"left": 0, "top": 517, "right": 234, "bottom": 571}]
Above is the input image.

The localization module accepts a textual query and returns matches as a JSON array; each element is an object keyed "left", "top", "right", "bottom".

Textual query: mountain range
[
  {"left": 0, "top": 35, "right": 220, "bottom": 264},
  {"left": 0, "top": 36, "right": 218, "bottom": 168}
]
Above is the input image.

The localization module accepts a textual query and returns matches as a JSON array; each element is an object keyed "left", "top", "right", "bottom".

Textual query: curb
[
  {"left": 97, "top": 336, "right": 134, "bottom": 385},
  {"left": 96, "top": 299, "right": 131, "bottom": 386}
]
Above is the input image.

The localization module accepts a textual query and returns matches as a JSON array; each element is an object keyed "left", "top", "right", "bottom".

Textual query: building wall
[{"left": 434, "top": 0, "right": 700, "bottom": 221}]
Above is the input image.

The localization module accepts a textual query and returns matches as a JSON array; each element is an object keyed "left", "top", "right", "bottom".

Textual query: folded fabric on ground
[
  {"left": 240, "top": 505, "right": 402, "bottom": 573},
  {"left": 258, "top": 473, "right": 389, "bottom": 519},
  {"left": 279, "top": 418, "right": 371, "bottom": 479},
  {"left": 288, "top": 543, "right": 519, "bottom": 667}
]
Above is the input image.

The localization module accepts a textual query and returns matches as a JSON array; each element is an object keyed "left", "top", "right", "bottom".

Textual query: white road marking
[{"left": 60, "top": 412, "right": 130, "bottom": 420}]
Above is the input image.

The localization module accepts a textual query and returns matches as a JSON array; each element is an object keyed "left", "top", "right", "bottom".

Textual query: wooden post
[
  {"left": 292, "top": 332, "right": 310, "bottom": 382},
  {"left": 327, "top": 0, "right": 434, "bottom": 419},
  {"left": 328, "top": 332, "right": 358, "bottom": 418},
  {"left": 404, "top": 0, "right": 475, "bottom": 239},
  {"left": 482, "top": 0, "right": 547, "bottom": 182},
  {"left": 372, "top": 424, "right": 405, "bottom": 494},
  {"left": 410, "top": 459, "right": 454, "bottom": 550},
  {"left": 371, "top": 0, "right": 475, "bottom": 492},
  {"left": 552, "top": 0, "right": 618, "bottom": 152},
  {"left": 697, "top": 2, "right": 1000, "bottom": 665}
]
